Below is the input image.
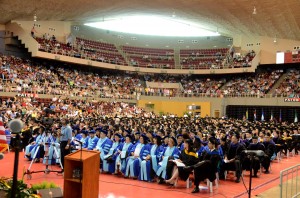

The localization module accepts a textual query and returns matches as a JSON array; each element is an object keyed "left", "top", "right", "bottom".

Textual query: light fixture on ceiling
[
  {"left": 85, "top": 16, "right": 221, "bottom": 37},
  {"left": 172, "top": 10, "right": 176, "bottom": 18},
  {"left": 33, "top": 14, "right": 37, "bottom": 22},
  {"left": 273, "top": 37, "right": 277, "bottom": 43},
  {"left": 252, "top": 6, "right": 257, "bottom": 15}
]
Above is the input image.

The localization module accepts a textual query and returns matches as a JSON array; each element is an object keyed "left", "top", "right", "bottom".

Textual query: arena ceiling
[{"left": 2, "top": 0, "right": 300, "bottom": 40}]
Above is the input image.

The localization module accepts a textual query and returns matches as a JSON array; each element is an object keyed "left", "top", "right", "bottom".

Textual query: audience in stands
[
  {"left": 34, "top": 33, "right": 257, "bottom": 70},
  {"left": 221, "top": 71, "right": 283, "bottom": 97},
  {"left": 273, "top": 69, "right": 300, "bottom": 97},
  {"left": 2, "top": 55, "right": 299, "bottom": 99}
]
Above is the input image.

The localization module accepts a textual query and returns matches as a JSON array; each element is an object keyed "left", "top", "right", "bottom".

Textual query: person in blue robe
[
  {"left": 139, "top": 135, "right": 164, "bottom": 182},
  {"left": 43, "top": 133, "right": 60, "bottom": 165},
  {"left": 162, "top": 136, "right": 169, "bottom": 148},
  {"left": 25, "top": 128, "right": 45, "bottom": 161},
  {"left": 80, "top": 130, "right": 89, "bottom": 149},
  {"left": 86, "top": 130, "right": 99, "bottom": 150},
  {"left": 102, "top": 133, "right": 123, "bottom": 173},
  {"left": 156, "top": 136, "right": 180, "bottom": 183},
  {"left": 117, "top": 135, "right": 134, "bottom": 175},
  {"left": 124, "top": 134, "right": 150, "bottom": 178},
  {"left": 94, "top": 129, "right": 113, "bottom": 171}
]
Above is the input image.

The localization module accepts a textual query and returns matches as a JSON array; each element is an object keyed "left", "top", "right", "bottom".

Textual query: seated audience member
[
  {"left": 139, "top": 135, "right": 164, "bottom": 182},
  {"left": 156, "top": 137, "right": 180, "bottom": 183},
  {"left": 86, "top": 130, "right": 99, "bottom": 150},
  {"left": 165, "top": 139, "right": 198, "bottom": 185},
  {"left": 80, "top": 130, "right": 89, "bottom": 149},
  {"left": 242, "top": 136, "right": 263, "bottom": 177},
  {"left": 220, "top": 132, "right": 245, "bottom": 183},
  {"left": 124, "top": 134, "right": 150, "bottom": 178},
  {"left": 118, "top": 135, "right": 134, "bottom": 175},
  {"left": 102, "top": 133, "right": 123, "bottom": 174},
  {"left": 262, "top": 132, "right": 276, "bottom": 173},
  {"left": 188, "top": 137, "right": 221, "bottom": 193},
  {"left": 25, "top": 127, "right": 45, "bottom": 162},
  {"left": 94, "top": 129, "right": 113, "bottom": 171}
]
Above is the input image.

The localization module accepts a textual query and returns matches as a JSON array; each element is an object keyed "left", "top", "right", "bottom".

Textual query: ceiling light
[
  {"left": 253, "top": 7, "right": 257, "bottom": 15},
  {"left": 33, "top": 14, "right": 37, "bottom": 22},
  {"left": 172, "top": 11, "right": 176, "bottom": 18},
  {"left": 85, "top": 15, "right": 220, "bottom": 37}
]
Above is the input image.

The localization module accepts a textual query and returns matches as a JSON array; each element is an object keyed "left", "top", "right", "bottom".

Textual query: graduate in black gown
[
  {"left": 242, "top": 136, "right": 263, "bottom": 177},
  {"left": 220, "top": 132, "right": 245, "bottom": 183},
  {"left": 165, "top": 139, "right": 198, "bottom": 185},
  {"left": 188, "top": 137, "right": 221, "bottom": 193}
]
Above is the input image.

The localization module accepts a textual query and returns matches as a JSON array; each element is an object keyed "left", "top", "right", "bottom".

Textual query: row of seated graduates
[
  {"left": 218, "top": 124, "right": 300, "bottom": 184},
  {"left": 11, "top": 113, "right": 300, "bottom": 194}
]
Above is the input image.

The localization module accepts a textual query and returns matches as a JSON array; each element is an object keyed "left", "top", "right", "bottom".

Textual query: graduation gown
[
  {"left": 87, "top": 136, "right": 99, "bottom": 150},
  {"left": 43, "top": 135, "right": 60, "bottom": 165},
  {"left": 96, "top": 137, "right": 113, "bottom": 170},
  {"left": 156, "top": 146, "right": 180, "bottom": 179},
  {"left": 102, "top": 141, "right": 123, "bottom": 173},
  {"left": 125, "top": 143, "right": 150, "bottom": 177},
  {"left": 194, "top": 149, "right": 221, "bottom": 186},
  {"left": 139, "top": 144, "right": 164, "bottom": 181},
  {"left": 118, "top": 142, "right": 134, "bottom": 174},
  {"left": 25, "top": 134, "right": 45, "bottom": 160}
]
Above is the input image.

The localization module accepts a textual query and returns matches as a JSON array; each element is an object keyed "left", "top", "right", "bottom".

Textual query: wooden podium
[{"left": 63, "top": 150, "right": 100, "bottom": 198}]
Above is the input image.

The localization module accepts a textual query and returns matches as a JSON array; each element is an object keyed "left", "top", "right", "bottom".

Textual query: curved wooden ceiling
[{"left": 2, "top": 0, "right": 300, "bottom": 40}]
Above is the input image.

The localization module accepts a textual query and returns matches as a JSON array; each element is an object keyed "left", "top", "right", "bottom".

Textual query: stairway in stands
[
  {"left": 268, "top": 73, "right": 287, "bottom": 94},
  {"left": 115, "top": 45, "right": 129, "bottom": 65},
  {"left": 174, "top": 48, "right": 181, "bottom": 69}
]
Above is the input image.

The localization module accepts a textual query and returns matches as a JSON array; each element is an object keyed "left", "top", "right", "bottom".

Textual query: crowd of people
[
  {"left": 273, "top": 69, "right": 300, "bottom": 97},
  {"left": 0, "top": 55, "right": 142, "bottom": 99},
  {"left": 180, "top": 77, "right": 226, "bottom": 97},
  {"left": 1, "top": 55, "right": 299, "bottom": 99},
  {"left": 221, "top": 70, "right": 283, "bottom": 97},
  {"left": 33, "top": 32, "right": 259, "bottom": 70},
  {"left": 3, "top": 95, "right": 300, "bottom": 193},
  {"left": 36, "top": 37, "right": 127, "bottom": 66},
  {"left": 230, "top": 50, "right": 256, "bottom": 68}
]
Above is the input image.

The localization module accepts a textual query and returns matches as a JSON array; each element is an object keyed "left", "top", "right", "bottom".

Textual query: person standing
[{"left": 60, "top": 118, "right": 72, "bottom": 171}]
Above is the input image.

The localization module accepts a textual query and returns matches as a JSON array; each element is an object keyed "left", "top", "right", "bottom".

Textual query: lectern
[{"left": 64, "top": 150, "right": 100, "bottom": 198}]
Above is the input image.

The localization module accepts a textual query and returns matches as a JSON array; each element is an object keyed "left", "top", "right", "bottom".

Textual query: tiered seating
[
  {"left": 180, "top": 77, "right": 226, "bottom": 97},
  {"left": 35, "top": 37, "right": 127, "bottom": 65},
  {"left": 222, "top": 70, "right": 283, "bottom": 97},
  {"left": 180, "top": 48, "right": 228, "bottom": 69},
  {"left": 273, "top": 69, "right": 300, "bottom": 97},
  {"left": 76, "top": 38, "right": 118, "bottom": 52},
  {"left": 231, "top": 50, "right": 256, "bottom": 68},
  {"left": 122, "top": 46, "right": 175, "bottom": 69}
]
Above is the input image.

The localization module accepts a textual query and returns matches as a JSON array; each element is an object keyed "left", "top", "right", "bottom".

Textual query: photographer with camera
[{"left": 60, "top": 118, "right": 72, "bottom": 172}]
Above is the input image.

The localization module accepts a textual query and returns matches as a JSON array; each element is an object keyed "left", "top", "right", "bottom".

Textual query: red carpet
[{"left": 1, "top": 151, "right": 299, "bottom": 198}]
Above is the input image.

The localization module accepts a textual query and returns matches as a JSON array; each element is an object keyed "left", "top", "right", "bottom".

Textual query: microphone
[
  {"left": 8, "top": 119, "right": 24, "bottom": 133},
  {"left": 0, "top": 153, "right": 4, "bottom": 160},
  {"left": 243, "top": 150, "right": 265, "bottom": 157},
  {"left": 74, "top": 139, "right": 83, "bottom": 145}
]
